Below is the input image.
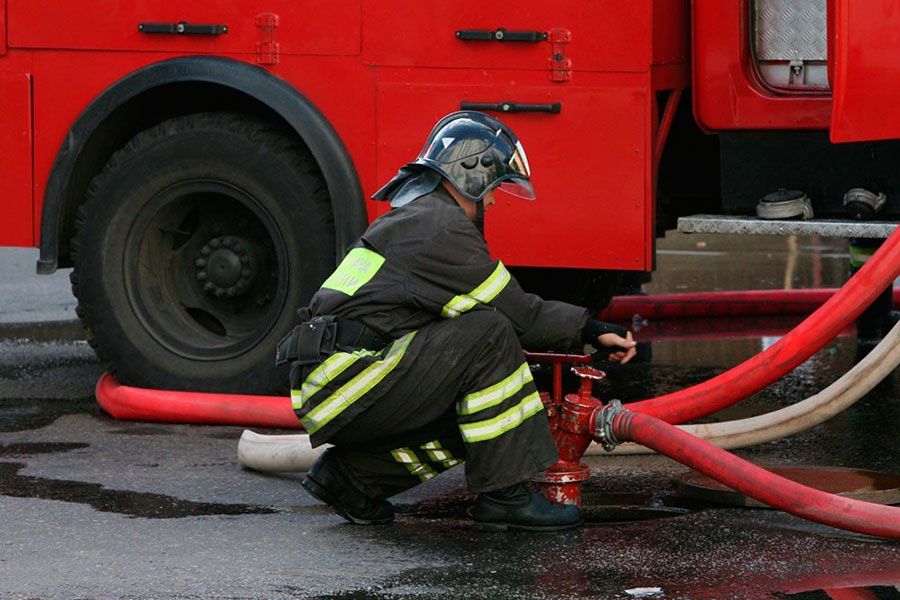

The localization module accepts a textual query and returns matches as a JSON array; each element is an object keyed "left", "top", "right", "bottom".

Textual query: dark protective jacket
[{"left": 308, "top": 189, "right": 590, "bottom": 350}]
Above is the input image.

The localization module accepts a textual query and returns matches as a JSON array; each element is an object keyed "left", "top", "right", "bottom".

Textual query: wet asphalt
[{"left": 0, "top": 236, "right": 899, "bottom": 599}]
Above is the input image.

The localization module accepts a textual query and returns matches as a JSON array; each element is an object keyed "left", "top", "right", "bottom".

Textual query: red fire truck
[{"left": 0, "top": 1, "right": 895, "bottom": 393}]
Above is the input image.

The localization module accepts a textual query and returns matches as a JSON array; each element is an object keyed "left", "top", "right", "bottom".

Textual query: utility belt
[{"left": 275, "top": 313, "right": 392, "bottom": 367}]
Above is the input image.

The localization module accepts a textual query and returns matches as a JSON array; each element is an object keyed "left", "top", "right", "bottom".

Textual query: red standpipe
[
  {"left": 609, "top": 409, "right": 900, "bottom": 539},
  {"left": 627, "top": 226, "right": 900, "bottom": 423}
]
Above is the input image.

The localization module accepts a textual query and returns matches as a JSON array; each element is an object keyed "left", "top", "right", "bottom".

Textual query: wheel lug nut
[
  {"left": 195, "top": 258, "right": 207, "bottom": 268},
  {"left": 204, "top": 282, "right": 215, "bottom": 292},
  {"left": 233, "top": 243, "right": 242, "bottom": 252},
  {"left": 241, "top": 256, "right": 249, "bottom": 264},
  {"left": 197, "top": 272, "right": 208, "bottom": 281},
  {"left": 200, "top": 247, "right": 210, "bottom": 256},
  {"left": 241, "top": 268, "right": 251, "bottom": 277},
  {"left": 210, "top": 238, "right": 221, "bottom": 248},
  {"left": 214, "top": 289, "right": 225, "bottom": 297}
]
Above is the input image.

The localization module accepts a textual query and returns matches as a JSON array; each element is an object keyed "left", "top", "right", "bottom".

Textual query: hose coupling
[{"left": 593, "top": 399, "right": 626, "bottom": 452}]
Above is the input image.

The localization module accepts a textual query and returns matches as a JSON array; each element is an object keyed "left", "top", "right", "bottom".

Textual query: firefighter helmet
[{"left": 373, "top": 111, "right": 534, "bottom": 205}]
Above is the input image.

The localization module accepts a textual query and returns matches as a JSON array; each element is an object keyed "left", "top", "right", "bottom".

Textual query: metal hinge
[
  {"left": 547, "top": 28, "right": 572, "bottom": 83},
  {"left": 255, "top": 13, "right": 280, "bottom": 66}
]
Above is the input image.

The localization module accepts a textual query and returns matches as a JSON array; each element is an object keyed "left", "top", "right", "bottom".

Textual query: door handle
[
  {"left": 460, "top": 101, "right": 561, "bottom": 114},
  {"left": 139, "top": 21, "right": 228, "bottom": 36},
  {"left": 455, "top": 28, "right": 548, "bottom": 43}
]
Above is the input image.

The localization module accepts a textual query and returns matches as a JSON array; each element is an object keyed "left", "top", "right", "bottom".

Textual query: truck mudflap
[{"left": 830, "top": 0, "right": 900, "bottom": 142}]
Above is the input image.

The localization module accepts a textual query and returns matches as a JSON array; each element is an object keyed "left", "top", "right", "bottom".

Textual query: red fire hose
[
  {"left": 610, "top": 409, "right": 900, "bottom": 539},
  {"left": 95, "top": 373, "right": 301, "bottom": 429},
  {"left": 599, "top": 287, "right": 900, "bottom": 322},
  {"left": 628, "top": 226, "right": 900, "bottom": 423}
]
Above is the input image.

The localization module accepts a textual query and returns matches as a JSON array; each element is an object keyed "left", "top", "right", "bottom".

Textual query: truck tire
[{"left": 70, "top": 112, "right": 335, "bottom": 393}]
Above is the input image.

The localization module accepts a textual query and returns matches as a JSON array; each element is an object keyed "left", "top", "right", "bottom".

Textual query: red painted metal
[
  {"left": 612, "top": 410, "right": 900, "bottom": 539},
  {"left": 830, "top": 0, "right": 900, "bottom": 142},
  {"left": 7, "top": 1, "right": 361, "bottom": 56},
  {"left": 95, "top": 373, "right": 302, "bottom": 429},
  {"left": 599, "top": 288, "right": 900, "bottom": 322},
  {"left": 0, "top": 1, "right": 691, "bottom": 273},
  {"left": 0, "top": 0, "right": 7, "bottom": 55},
  {"left": 0, "top": 71, "right": 32, "bottom": 247},
  {"left": 654, "top": 87, "right": 682, "bottom": 167},
  {"left": 691, "top": 0, "right": 832, "bottom": 131},
  {"left": 362, "top": 1, "right": 655, "bottom": 73},
  {"left": 628, "top": 225, "right": 900, "bottom": 424}
]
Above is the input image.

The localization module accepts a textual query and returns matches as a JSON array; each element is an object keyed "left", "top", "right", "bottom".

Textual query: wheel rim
[{"left": 124, "top": 180, "right": 289, "bottom": 361}]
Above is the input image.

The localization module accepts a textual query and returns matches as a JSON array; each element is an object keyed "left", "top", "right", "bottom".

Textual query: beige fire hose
[
  {"left": 238, "top": 430, "right": 327, "bottom": 472},
  {"left": 586, "top": 318, "right": 900, "bottom": 455},
  {"left": 238, "top": 320, "right": 900, "bottom": 472}
]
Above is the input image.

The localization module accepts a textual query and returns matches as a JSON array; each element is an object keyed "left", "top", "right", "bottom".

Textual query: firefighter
[{"left": 278, "top": 111, "right": 637, "bottom": 531}]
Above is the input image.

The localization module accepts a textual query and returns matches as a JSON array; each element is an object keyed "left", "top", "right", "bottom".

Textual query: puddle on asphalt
[
  {"left": 0, "top": 442, "right": 276, "bottom": 518},
  {"left": 0, "top": 396, "right": 97, "bottom": 433},
  {"left": 107, "top": 425, "right": 178, "bottom": 436}
]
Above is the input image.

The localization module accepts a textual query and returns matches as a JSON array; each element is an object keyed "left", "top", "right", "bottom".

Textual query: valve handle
[{"left": 571, "top": 366, "right": 606, "bottom": 381}]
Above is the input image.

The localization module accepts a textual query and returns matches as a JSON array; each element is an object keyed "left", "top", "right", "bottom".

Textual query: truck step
[{"left": 677, "top": 215, "right": 898, "bottom": 238}]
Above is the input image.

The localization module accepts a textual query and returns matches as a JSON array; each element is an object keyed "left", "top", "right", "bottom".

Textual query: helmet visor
[
  {"left": 498, "top": 176, "right": 535, "bottom": 200},
  {"left": 508, "top": 140, "right": 531, "bottom": 178}
]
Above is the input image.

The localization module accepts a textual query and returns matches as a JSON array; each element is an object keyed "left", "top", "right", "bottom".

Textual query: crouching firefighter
[{"left": 276, "top": 111, "right": 637, "bottom": 531}]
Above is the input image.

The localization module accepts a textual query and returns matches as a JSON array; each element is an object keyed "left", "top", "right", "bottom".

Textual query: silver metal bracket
[{"left": 593, "top": 399, "right": 625, "bottom": 452}]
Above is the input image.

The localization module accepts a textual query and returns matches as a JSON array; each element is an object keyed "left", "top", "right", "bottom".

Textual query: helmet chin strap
[{"left": 475, "top": 201, "right": 485, "bottom": 240}]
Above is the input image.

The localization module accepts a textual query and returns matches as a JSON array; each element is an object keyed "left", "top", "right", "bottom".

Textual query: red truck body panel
[
  {"left": 0, "top": 0, "right": 691, "bottom": 273},
  {"left": 691, "top": 0, "right": 832, "bottom": 131},
  {"left": 0, "top": 70, "right": 32, "bottom": 247},
  {"left": 1, "top": 1, "right": 897, "bottom": 272},
  {"left": 830, "top": 0, "right": 900, "bottom": 143}
]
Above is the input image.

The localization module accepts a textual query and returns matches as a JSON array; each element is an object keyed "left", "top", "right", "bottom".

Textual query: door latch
[
  {"left": 460, "top": 101, "right": 561, "bottom": 114},
  {"left": 455, "top": 28, "right": 548, "bottom": 43},
  {"left": 138, "top": 21, "right": 228, "bottom": 36}
]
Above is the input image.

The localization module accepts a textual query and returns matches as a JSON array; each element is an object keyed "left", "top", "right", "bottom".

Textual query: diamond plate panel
[
  {"left": 678, "top": 216, "right": 897, "bottom": 239},
  {"left": 755, "top": 0, "right": 827, "bottom": 61}
]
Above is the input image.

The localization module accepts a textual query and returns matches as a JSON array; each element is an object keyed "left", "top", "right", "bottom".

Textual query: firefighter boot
[
  {"left": 472, "top": 483, "right": 582, "bottom": 532},
  {"left": 302, "top": 449, "right": 395, "bottom": 525}
]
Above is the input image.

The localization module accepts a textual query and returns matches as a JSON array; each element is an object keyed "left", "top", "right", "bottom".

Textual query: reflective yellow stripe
[
  {"left": 459, "top": 392, "right": 544, "bottom": 443},
  {"left": 302, "top": 332, "right": 415, "bottom": 434},
  {"left": 392, "top": 448, "right": 438, "bottom": 481},
  {"left": 849, "top": 244, "right": 877, "bottom": 268},
  {"left": 291, "top": 352, "right": 361, "bottom": 410},
  {"left": 457, "top": 363, "right": 533, "bottom": 416},
  {"left": 441, "top": 262, "right": 511, "bottom": 318},
  {"left": 421, "top": 440, "right": 461, "bottom": 468},
  {"left": 320, "top": 247, "right": 386, "bottom": 296}
]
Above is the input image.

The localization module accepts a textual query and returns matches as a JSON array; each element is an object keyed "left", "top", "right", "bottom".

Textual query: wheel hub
[{"left": 195, "top": 236, "right": 257, "bottom": 297}]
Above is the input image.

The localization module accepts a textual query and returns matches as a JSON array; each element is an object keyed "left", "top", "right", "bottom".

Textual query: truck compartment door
[
  {"left": 376, "top": 77, "right": 649, "bottom": 270},
  {"left": 0, "top": 72, "right": 33, "bottom": 247},
  {"left": 830, "top": 0, "right": 900, "bottom": 142}
]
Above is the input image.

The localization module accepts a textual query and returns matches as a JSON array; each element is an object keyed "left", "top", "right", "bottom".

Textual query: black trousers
[{"left": 293, "top": 311, "right": 558, "bottom": 496}]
